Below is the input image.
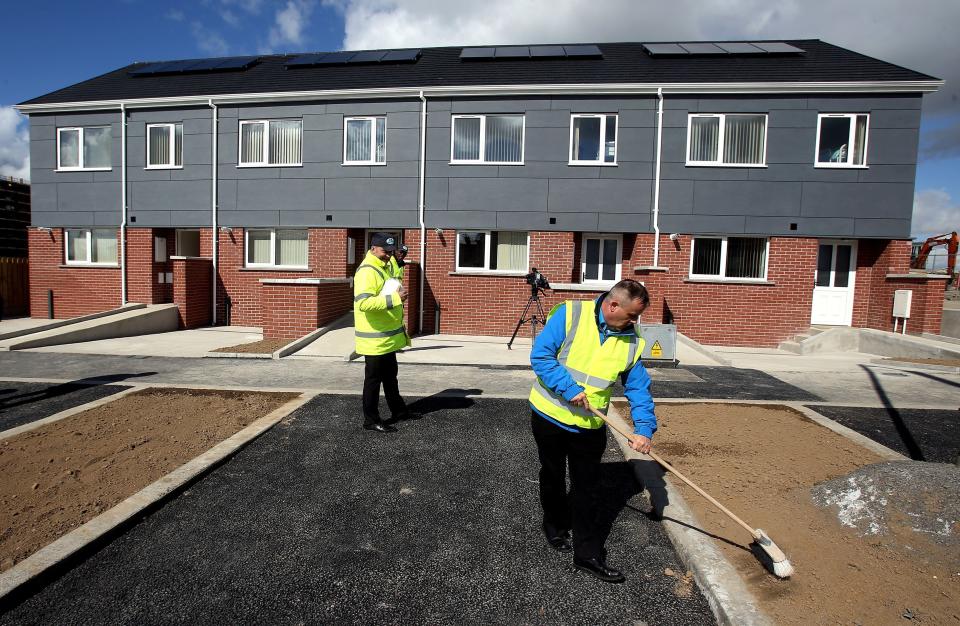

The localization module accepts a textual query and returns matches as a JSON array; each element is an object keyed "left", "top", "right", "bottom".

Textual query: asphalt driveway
[{"left": 1, "top": 394, "right": 715, "bottom": 625}]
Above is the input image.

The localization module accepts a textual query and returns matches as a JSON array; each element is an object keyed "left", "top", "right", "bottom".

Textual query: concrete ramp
[{"left": 5, "top": 304, "right": 179, "bottom": 350}]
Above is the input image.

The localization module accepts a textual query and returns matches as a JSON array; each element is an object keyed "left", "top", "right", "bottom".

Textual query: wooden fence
[{"left": 0, "top": 257, "right": 29, "bottom": 317}]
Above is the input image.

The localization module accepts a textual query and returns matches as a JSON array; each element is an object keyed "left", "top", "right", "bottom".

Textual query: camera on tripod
[{"left": 525, "top": 268, "right": 550, "bottom": 291}]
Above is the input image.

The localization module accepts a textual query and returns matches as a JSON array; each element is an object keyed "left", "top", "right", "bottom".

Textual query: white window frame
[
  {"left": 237, "top": 119, "right": 303, "bottom": 167},
  {"left": 64, "top": 228, "right": 117, "bottom": 266},
  {"left": 244, "top": 229, "right": 309, "bottom": 269},
  {"left": 814, "top": 113, "right": 870, "bottom": 168},
  {"left": 569, "top": 114, "right": 618, "bottom": 166},
  {"left": 580, "top": 233, "right": 623, "bottom": 285},
  {"left": 454, "top": 230, "right": 530, "bottom": 273},
  {"left": 688, "top": 236, "right": 770, "bottom": 282},
  {"left": 343, "top": 116, "right": 386, "bottom": 165},
  {"left": 175, "top": 229, "right": 202, "bottom": 257},
  {"left": 56, "top": 127, "right": 112, "bottom": 171},
  {"left": 146, "top": 123, "right": 183, "bottom": 170},
  {"left": 449, "top": 114, "right": 526, "bottom": 165},
  {"left": 685, "top": 113, "right": 768, "bottom": 167}
]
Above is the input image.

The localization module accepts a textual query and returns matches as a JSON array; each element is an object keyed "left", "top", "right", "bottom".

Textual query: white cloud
[
  {"left": 166, "top": 9, "right": 185, "bottom": 21},
  {"left": 265, "top": 0, "right": 316, "bottom": 52},
  {"left": 912, "top": 188, "right": 960, "bottom": 238},
  {"left": 0, "top": 107, "right": 30, "bottom": 182},
  {"left": 191, "top": 21, "right": 230, "bottom": 56}
]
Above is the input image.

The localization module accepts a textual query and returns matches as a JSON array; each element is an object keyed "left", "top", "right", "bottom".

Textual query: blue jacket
[{"left": 529, "top": 294, "right": 657, "bottom": 438}]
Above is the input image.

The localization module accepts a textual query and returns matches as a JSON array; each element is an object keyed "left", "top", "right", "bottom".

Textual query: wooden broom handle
[{"left": 589, "top": 405, "right": 760, "bottom": 539}]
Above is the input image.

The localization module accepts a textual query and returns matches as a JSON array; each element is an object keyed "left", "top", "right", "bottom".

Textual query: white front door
[{"left": 811, "top": 240, "right": 857, "bottom": 325}]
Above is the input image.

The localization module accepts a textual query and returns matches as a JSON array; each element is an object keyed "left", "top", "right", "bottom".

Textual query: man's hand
[
  {"left": 398, "top": 286, "right": 409, "bottom": 302},
  {"left": 629, "top": 435, "right": 652, "bottom": 454},
  {"left": 569, "top": 391, "right": 590, "bottom": 410}
]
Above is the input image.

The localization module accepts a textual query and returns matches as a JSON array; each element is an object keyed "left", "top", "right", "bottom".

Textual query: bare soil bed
[
  {"left": 211, "top": 338, "right": 291, "bottom": 354},
  {"left": 614, "top": 401, "right": 960, "bottom": 625},
  {"left": 0, "top": 388, "right": 299, "bottom": 572}
]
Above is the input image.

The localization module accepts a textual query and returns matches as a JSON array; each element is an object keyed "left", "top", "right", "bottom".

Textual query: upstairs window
[
  {"left": 816, "top": 114, "right": 869, "bottom": 167},
  {"left": 687, "top": 114, "right": 767, "bottom": 166},
  {"left": 246, "top": 229, "right": 309, "bottom": 268},
  {"left": 147, "top": 123, "right": 183, "bottom": 168},
  {"left": 65, "top": 229, "right": 117, "bottom": 265},
  {"left": 451, "top": 115, "right": 524, "bottom": 164},
  {"left": 570, "top": 114, "right": 617, "bottom": 165},
  {"left": 690, "top": 236, "right": 768, "bottom": 281},
  {"left": 455, "top": 231, "right": 528, "bottom": 272},
  {"left": 57, "top": 127, "right": 112, "bottom": 170},
  {"left": 239, "top": 120, "right": 302, "bottom": 166},
  {"left": 344, "top": 117, "right": 386, "bottom": 164}
]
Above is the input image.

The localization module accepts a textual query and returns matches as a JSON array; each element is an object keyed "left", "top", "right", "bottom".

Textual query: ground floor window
[
  {"left": 581, "top": 234, "right": 622, "bottom": 283},
  {"left": 245, "top": 229, "right": 308, "bottom": 268},
  {"left": 176, "top": 229, "right": 201, "bottom": 257},
  {"left": 690, "top": 236, "right": 768, "bottom": 280},
  {"left": 65, "top": 228, "right": 117, "bottom": 265},
  {"left": 455, "top": 230, "right": 528, "bottom": 272}
]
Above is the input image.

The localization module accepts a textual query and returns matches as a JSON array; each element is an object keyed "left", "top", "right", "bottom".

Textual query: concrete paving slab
[
  {"left": 24, "top": 327, "right": 263, "bottom": 358},
  {"left": 0, "top": 395, "right": 716, "bottom": 625},
  {"left": 0, "top": 381, "right": 134, "bottom": 433},
  {"left": 805, "top": 405, "right": 960, "bottom": 463},
  {"left": 772, "top": 364, "right": 960, "bottom": 407}
]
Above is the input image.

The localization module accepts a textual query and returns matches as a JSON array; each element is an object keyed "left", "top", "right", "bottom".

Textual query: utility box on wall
[
  {"left": 893, "top": 290, "right": 912, "bottom": 318},
  {"left": 638, "top": 323, "right": 677, "bottom": 366}
]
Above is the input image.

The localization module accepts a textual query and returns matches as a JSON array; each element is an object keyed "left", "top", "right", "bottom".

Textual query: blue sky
[{"left": 1, "top": 0, "right": 958, "bottom": 243}]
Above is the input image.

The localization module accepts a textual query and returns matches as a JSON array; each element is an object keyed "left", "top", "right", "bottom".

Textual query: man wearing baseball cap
[{"left": 353, "top": 233, "right": 419, "bottom": 432}]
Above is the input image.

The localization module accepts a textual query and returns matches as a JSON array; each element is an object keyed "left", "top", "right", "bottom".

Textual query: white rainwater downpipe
[
  {"left": 209, "top": 99, "right": 219, "bottom": 324},
  {"left": 652, "top": 87, "right": 664, "bottom": 268},
  {"left": 120, "top": 103, "right": 128, "bottom": 304},
  {"left": 417, "top": 90, "right": 427, "bottom": 333}
]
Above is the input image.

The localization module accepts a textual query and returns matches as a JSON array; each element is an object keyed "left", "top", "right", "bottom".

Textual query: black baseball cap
[{"left": 370, "top": 233, "right": 397, "bottom": 251}]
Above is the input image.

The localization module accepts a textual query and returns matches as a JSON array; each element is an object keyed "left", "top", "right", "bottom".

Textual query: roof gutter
[{"left": 14, "top": 80, "right": 943, "bottom": 114}]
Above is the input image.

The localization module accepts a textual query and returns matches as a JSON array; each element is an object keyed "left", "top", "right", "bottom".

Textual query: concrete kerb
[
  {"left": 869, "top": 358, "right": 960, "bottom": 374},
  {"left": 274, "top": 312, "right": 353, "bottom": 360},
  {"left": 0, "top": 386, "right": 144, "bottom": 441},
  {"left": 0, "top": 391, "right": 317, "bottom": 604},
  {"left": 0, "top": 304, "right": 146, "bottom": 343}
]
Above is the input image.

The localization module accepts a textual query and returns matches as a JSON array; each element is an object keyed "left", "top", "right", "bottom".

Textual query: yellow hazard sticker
[{"left": 651, "top": 341, "right": 662, "bottom": 358}]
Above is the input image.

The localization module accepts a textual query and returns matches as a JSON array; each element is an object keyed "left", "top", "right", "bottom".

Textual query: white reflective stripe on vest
[
  {"left": 355, "top": 326, "right": 406, "bottom": 338},
  {"left": 564, "top": 364, "right": 617, "bottom": 390},
  {"left": 531, "top": 378, "right": 608, "bottom": 418}
]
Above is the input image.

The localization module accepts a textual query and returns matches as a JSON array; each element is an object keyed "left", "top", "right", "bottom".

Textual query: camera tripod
[{"left": 507, "top": 284, "right": 548, "bottom": 350}]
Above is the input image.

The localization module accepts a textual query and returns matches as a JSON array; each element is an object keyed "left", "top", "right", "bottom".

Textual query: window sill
[
  {"left": 60, "top": 263, "right": 120, "bottom": 269},
  {"left": 684, "top": 163, "right": 767, "bottom": 168},
  {"left": 814, "top": 164, "right": 869, "bottom": 169},
  {"left": 449, "top": 270, "right": 527, "bottom": 277},
  {"left": 568, "top": 162, "right": 618, "bottom": 167},
  {"left": 240, "top": 266, "right": 313, "bottom": 272},
  {"left": 145, "top": 166, "right": 184, "bottom": 170},
  {"left": 342, "top": 162, "right": 386, "bottom": 166},
  {"left": 551, "top": 282, "right": 613, "bottom": 292},
  {"left": 55, "top": 168, "right": 112, "bottom": 173},
  {"left": 237, "top": 164, "right": 303, "bottom": 168},
  {"left": 448, "top": 161, "right": 524, "bottom": 166},
  {"left": 684, "top": 278, "right": 775, "bottom": 285}
]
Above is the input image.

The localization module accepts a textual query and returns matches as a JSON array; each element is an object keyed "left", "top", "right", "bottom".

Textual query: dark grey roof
[{"left": 20, "top": 39, "right": 939, "bottom": 106}]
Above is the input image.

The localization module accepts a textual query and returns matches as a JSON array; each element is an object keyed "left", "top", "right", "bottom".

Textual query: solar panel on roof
[
  {"left": 317, "top": 51, "right": 357, "bottom": 64},
  {"left": 381, "top": 48, "right": 421, "bottom": 62},
  {"left": 563, "top": 44, "right": 602, "bottom": 57},
  {"left": 348, "top": 50, "right": 388, "bottom": 63},
  {"left": 496, "top": 46, "right": 529, "bottom": 58},
  {"left": 460, "top": 47, "right": 496, "bottom": 59},
  {"left": 529, "top": 45, "right": 566, "bottom": 58},
  {"left": 285, "top": 53, "right": 324, "bottom": 67},
  {"left": 678, "top": 43, "right": 726, "bottom": 55},
  {"left": 716, "top": 42, "right": 764, "bottom": 54},
  {"left": 642, "top": 43, "right": 688, "bottom": 56},
  {"left": 750, "top": 42, "right": 805, "bottom": 54},
  {"left": 129, "top": 56, "right": 259, "bottom": 76},
  {"left": 212, "top": 56, "right": 259, "bottom": 70}
]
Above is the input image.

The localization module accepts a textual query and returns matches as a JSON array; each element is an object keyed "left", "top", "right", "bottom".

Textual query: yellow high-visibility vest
[
  {"left": 529, "top": 300, "right": 644, "bottom": 429},
  {"left": 354, "top": 251, "right": 409, "bottom": 355}
]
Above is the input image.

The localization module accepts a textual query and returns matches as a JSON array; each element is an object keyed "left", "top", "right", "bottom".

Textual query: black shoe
[
  {"left": 363, "top": 422, "right": 397, "bottom": 433},
  {"left": 542, "top": 526, "right": 572, "bottom": 552},
  {"left": 573, "top": 556, "right": 625, "bottom": 583},
  {"left": 393, "top": 411, "right": 423, "bottom": 421}
]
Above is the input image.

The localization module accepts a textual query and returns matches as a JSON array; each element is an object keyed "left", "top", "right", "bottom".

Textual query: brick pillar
[
  {"left": 172, "top": 256, "right": 212, "bottom": 329},
  {"left": 261, "top": 280, "right": 352, "bottom": 339}
]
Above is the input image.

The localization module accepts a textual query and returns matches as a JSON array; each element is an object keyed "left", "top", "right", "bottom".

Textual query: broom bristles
[{"left": 750, "top": 529, "right": 794, "bottom": 579}]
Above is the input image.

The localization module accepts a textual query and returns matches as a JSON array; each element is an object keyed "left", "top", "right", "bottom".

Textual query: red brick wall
[
  {"left": 261, "top": 282, "right": 353, "bottom": 339},
  {"left": 172, "top": 257, "right": 212, "bottom": 329},
  {"left": 28, "top": 228, "right": 121, "bottom": 319},
  {"left": 127, "top": 228, "right": 174, "bottom": 305}
]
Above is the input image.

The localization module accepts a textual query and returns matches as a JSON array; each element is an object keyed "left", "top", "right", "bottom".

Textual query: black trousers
[
  {"left": 362, "top": 352, "right": 407, "bottom": 425},
  {"left": 530, "top": 411, "right": 608, "bottom": 560}
]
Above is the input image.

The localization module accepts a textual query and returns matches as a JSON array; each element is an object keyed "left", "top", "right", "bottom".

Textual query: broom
[{"left": 588, "top": 404, "right": 794, "bottom": 579}]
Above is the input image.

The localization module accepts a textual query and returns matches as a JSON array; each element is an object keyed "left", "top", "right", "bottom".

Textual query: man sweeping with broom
[{"left": 528, "top": 279, "right": 655, "bottom": 584}]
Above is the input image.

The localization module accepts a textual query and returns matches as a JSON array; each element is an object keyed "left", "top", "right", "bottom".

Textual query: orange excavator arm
[{"left": 913, "top": 232, "right": 959, "bottom": 272}]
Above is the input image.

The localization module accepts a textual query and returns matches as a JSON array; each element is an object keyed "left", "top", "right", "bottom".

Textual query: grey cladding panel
[
  {"left": 31, "top": 184, "right": 57, "bottom": 213},
  {"left": 218, "top": 211, "right": 279, "bottom": 227},
  {"left": 425, "top": 210, "right": 496, "bottom": 229},
  {"left": 303, "top": 114, "right": 342, "bottom": 131},
  {"left": 866, "top": 128, "right": 920, "bottom": 165},
  {"left": 169, "top": 211, "right": 212, "bottom": 227},
  {"left": 524, "top": 127, "right": 569, "bottom": 162},
  {"left": 448, "top": 178, "right": 548, "bottom": 212},
  {"left": 368, "top": 211, "right": 419, "bottom": 228},
  {"left": 525, "top": 110, "right": 570, "bottom": 128},
  {"left": 302, "top": 129, "right": 343, "bottom": 163},
  {"left": 452, "top": 99, "right": 550, "bottom": 113},
  {"left": 854, "top": 218, "right": 911, "bottom": 238},
  {"left": 57, "top": 182, "right": 118, "bottom": 212},
  {"left": 598, "top": 213, "right": 650, "bottom": 232},
  {"left": 130, "top": 180, "right": 211, "bottom": 212},
  {"left": 548, "top": 179, "right": 651, "bottom": 213},
  {"left": 660, "top": 214, "right": 746, "bottom": 234},
  {"left": 130, "top": 211, "right": 171, "bottom": 226},
  {"left": 30, "top": 140, "right": 55, "bottom": 169},
  {"left": 30, "top": 124, "right": 55, "bottom": 142},
  {"left": 425, "top": 178, "right": 448, "bottom": 211},
  {"left": 801, "top": 182, "right": 914, "bottom": 219},
  {"left": 747, "top": 216, "right": 854, "bottom": 237},
  {"left": 237, "top": 178, "right": 324, "bottom": 212},
  {"left": 386, "top": 128, "right": 420, "bottom": 162},
  {"left": 693, "top": 180, "right": 801, "bottom": 216},
  {"left": 808, "top": 95, "right": 922, "bottom": 111},
  {"left": 765, "top": 128, "right": 816, "bottom": 164},
  {"left": 868, "top": 109, "right": 922, "bottom": 129},
  {"left": 325, "top": 178, "right": 417, "bottom": 211},
  {"left": 615, "top": 128, "right": 656, "bottom": 162},
  {"left": 659, "top": 180, "right": 694, "bottom": 214}
]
